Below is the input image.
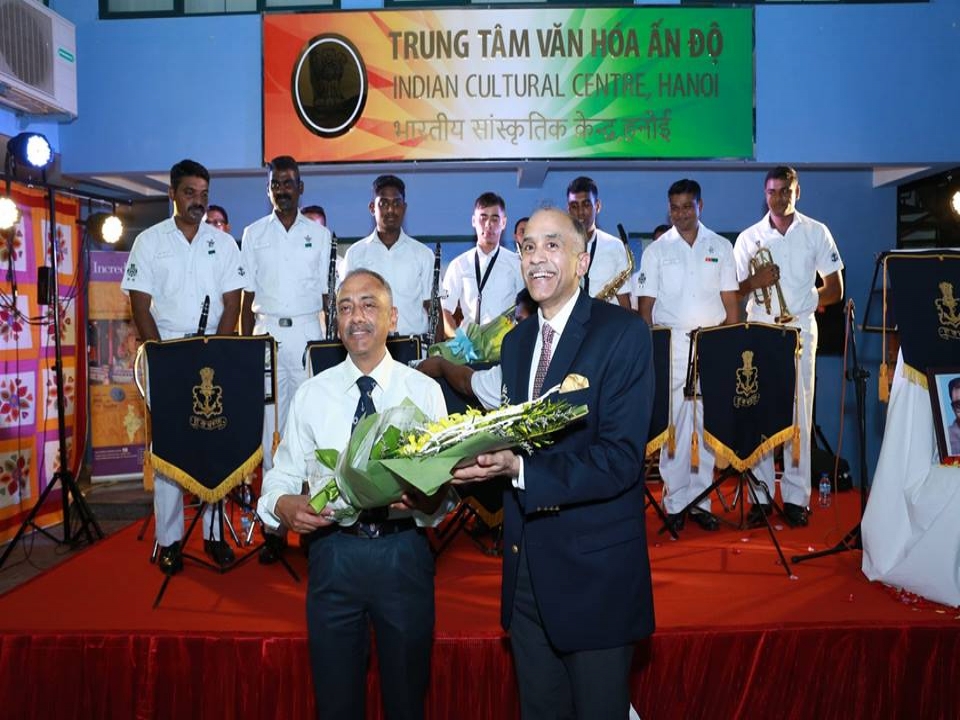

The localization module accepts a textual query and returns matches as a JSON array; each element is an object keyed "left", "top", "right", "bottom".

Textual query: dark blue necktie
[{"left": 353, "top": 376, "right": 377, "bottom": 428}]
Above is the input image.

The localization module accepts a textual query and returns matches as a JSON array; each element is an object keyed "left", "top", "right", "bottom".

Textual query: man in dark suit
[{"left": 453, "top": 207, "right": 655, "bottom": 719}]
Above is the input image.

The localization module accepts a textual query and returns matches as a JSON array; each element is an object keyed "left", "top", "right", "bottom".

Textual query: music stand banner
[
  {"left": 696, "top": 323, "right": 799, "bottom": 471},
  {"left": 143, "top": 337, "right": 266, "bottom": 502},
  {"left": 306, "top": 337, "right": 422, "bottom": 377},
  {"left": 885, "top": 252, "right": 960, "bottom": 387},
  {"left": 647, "top": 326, "right": 671, "bottom": 455}
]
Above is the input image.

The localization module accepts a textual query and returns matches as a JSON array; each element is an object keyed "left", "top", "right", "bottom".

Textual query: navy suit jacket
[{"left": 500, "top": 291, "right": 655, "bottom": 653}]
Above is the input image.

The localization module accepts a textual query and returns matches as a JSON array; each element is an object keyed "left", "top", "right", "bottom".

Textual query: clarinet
[
  {"left": 195, "top": 295, "right": 210, "bottom": 336},
  {"left": 325, "top": 233, "right": 338, "bottom": 340},
  {"left": 425, "top": 242, "right": 442, "bottom": 346}
]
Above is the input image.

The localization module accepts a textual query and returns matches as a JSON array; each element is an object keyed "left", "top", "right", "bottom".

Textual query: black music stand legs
[
  {"left": 153, "top": 493, "right": 299, "bottom": 609},
  {"left": 667, "top": 467, "right": 793, "bottom": 577}
]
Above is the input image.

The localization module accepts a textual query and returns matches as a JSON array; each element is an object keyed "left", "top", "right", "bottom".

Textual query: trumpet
[{"left": 749, "top": 247, "right": 794, "bottom": 324}]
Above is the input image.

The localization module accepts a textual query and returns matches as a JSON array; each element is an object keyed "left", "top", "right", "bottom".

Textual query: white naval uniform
[
  {"left": 341, "top": 230, "right": 434, "bottom": 336},
  {"left": 733, "top": 210, "right": 844, "bottom": 507},
  {"left": 584, "top": 228, "right": 631, "bottom": 304},
  {"left": 240, "top": 211, "right": 332, "bottom": 470},
  {"left": 121, "top": 218, "right": 245, "bottom": 546},
  {"left": 637, "top": 223, "right": 739, "bottom": 514},
  {"left": 441, "top": 245, "right": 524, "bottom": 326}
]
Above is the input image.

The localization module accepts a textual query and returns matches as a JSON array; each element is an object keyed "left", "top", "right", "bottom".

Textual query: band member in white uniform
[
  {"left": 441, "top": 192, "right": 524, "bottom": 338},
  {"left": 341, "top": 175, "right": 434, "bottom": 337},
  {"left": 637, "top": 179, "right": 739, "bottom": 531},
  {"left": 733, "top": 166, "right": 844, "bottom": 528},
  {"left": 122, "top": 159, "right": 244, "bottom": 573},
  {"left": 566, "top": 176, "right": 632, "bottom": 308}
]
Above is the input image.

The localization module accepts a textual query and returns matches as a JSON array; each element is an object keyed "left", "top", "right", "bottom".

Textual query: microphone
[{"left": 196, "top": 295, "right": 210, "bottom": 336}]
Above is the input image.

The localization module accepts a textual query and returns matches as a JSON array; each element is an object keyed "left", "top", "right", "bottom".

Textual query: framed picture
[{"left": 926, "top": 367, "right": 960, "bottom": 463}]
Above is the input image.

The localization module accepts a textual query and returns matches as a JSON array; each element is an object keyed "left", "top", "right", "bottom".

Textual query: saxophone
[
  {"left": 325, "top": 232, "right": 338, "bottom": 340},
  {"left": 594, "top": 223, "right": 636, "bottom": 302},
  {"left": 425, "top": 242, "right": 442, "bottom": 346}
]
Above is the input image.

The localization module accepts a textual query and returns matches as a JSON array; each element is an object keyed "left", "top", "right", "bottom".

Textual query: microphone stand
[
  {"left": 0, "top": 187, "right": 103, "bottom": 570},
  {"left": 792, "top": 299, "right": 867, "bottom": 563}
]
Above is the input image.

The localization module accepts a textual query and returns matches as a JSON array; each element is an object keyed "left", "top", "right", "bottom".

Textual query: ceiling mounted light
[
  {"left": 87, "top": 212, "right": 124, "bottom": 244},
  {"left": 951, "top": 189, "right": 960, "bottom": 218}
]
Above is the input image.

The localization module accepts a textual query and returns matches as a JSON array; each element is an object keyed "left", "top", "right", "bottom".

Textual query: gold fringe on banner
[
  {"left": 667, "top": 423, "right": 676, "bottom": 458},
  {"left": 690, "top": 431, "right": 699, "bottom": 469},
  {"left": 902, "top": 363, "right": 928, "bottom": 389},
  {"left": 150, "top": 448, "right": 263, "bottom": 504},
  {"left": 878, "top": 362, "right": 890, "bottom": 403},
  {"left": 645, "top": 429, "right": 670, "bottom": 458},
  {"left": 272, "top": 430, "right": 281, "bottom": 458},
  {"left": 703, "top": 427, "right": 795, "bottom": 473}
]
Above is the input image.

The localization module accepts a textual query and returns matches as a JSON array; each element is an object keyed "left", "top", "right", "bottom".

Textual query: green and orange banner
[{"left": 263, "top": 7, "right": 754, "bottom": 163}]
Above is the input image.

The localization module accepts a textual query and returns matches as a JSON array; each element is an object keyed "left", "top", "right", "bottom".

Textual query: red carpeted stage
[{"left": 0, "top": 489, "right": 957, "bottom": 720}]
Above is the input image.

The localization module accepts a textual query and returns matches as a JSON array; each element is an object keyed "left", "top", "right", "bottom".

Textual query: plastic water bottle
[
  {"left": 818, "top": 472, "right": 832, "bottom": 508},
  {"left": 239, "top": 484, "right": 254, "bottom": 545}
]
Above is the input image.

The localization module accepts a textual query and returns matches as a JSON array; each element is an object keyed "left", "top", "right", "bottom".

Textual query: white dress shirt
[
  {"left": 240, "top": 211, "right": 332, "bottom": 320},
  {"left": 515, "top": 289, "right": 582, "bottom": 490},
  {"left": 637, "top": 223, "right": 738, "bottom": 331},
  {"left": 121, "top": 218, "right": 244, "bottom": 340},
  {"left": 441, "top": 245, "right": 524, "bottom": 325},
  {"left": 342, "top": 230, "right": 435, "bottom": 335},
  {"left": 734, "top": 211, "right": 844, "bottom": 323},
  {"left": 584, "top": 228, "right": 630, "bottom": 304},
  {"left": 258, "top": 350, "right": 448, "bottom": 529}
]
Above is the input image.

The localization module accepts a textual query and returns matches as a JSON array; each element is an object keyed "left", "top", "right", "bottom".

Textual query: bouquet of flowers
[
  {"left": 309, "top": 374, "right": 590, "bottom": 521},
  {"left": 426, "top": 310, "right": 516, "bottom": 364}
]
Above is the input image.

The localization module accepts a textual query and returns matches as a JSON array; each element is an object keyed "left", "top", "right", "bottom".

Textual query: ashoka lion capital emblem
[
  {"left": 191, "top": 366, "right": 227, "bottom": 430},
  {"left": 734, "top": 350, "right": 760, "bottom": 408}
]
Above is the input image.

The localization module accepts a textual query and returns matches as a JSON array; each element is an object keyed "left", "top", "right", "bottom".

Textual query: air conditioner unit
[{"left": 0, "top": 0, "right": 77, "bottom": 119}]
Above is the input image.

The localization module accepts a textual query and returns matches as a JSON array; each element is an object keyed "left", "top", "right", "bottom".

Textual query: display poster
[{"left": 88, "top": 250, "right": 146, "bottom": 482}]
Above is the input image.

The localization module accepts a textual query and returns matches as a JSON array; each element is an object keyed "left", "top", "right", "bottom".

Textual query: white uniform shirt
[
  {"left": 637, "top": 223, "right": 739, "bottom": 330},
  {"left": 583, "top": 228, "right": 631, "bottom": 304},
  {"left": 120, "top": 218, "right": 244, "bottom": 340},
  {"left": 342, "top": 230, "right": 435, "bottom": 335},
  {"left": 734, "top": 211, "right": 844, "bottom": 322},
  {"left": 240, "top": 211, "right": 332, "bottom": 319},
  {"left": 441, "top": 245, "right": 524, "bottom": 325},
  {"left": 258, "top": 352, "right": 447, "bottom": 529},
  {"left": 470, "top": 365, "right": 503, "bottom": 411}
]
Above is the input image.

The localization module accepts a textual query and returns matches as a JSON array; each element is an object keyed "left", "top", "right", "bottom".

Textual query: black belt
[{"left": 341, "top": 516, "right": 416, "bottom": 539}]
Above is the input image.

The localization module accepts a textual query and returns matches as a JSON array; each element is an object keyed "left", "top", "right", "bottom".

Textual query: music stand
[
  {"left": 305, "top": 335, "right": 422, "bottom": 377},
  {"left": 646, "top": 326, "right": 679, "bottom": 540},
  {"left": 793, "top": 300, "right": 868, "bottom": 564},
  {"left": 676, "top": 323, "right": 802, "bottom": 577},
  {"left": 136, "top": 335, "right": 296, "bottom": 607}
]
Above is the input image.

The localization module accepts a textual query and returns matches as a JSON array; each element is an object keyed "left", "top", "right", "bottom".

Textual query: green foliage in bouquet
[{"left": 427, "top": 311, "right": 516, "bottom": 364}]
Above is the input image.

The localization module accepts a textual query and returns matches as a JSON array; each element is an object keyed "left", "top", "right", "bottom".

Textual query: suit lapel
[{"left": 542, "top": 292, "right": 592, "bottom": 394}]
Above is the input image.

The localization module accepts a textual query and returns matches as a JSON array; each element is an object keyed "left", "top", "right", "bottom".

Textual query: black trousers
[
  {"left": 510, "top": 547, "right": 634, "bottom": 720},
  {"left": 307, "top": 528, "right": 435, "bottom": 720}
]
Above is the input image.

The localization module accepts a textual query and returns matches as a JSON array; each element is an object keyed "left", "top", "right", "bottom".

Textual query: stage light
[
  {"left": 6, "top": 133, "right": 53, "bottom": 169},
  {"left": 0, "top": 197, "right": 19, "bottom": 231},
  {"left": 951, "top": 189, "right": 960, "bottom": 217},
  {"left": 86, "top": 212, "right": 124, "bottom": 244}
]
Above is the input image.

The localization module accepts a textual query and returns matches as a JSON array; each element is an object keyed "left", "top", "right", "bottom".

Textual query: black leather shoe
[
  {"left": 158, "top": 541, "right": 183, "bottom": 576},
  {"left": 666, "top": 512, "right": 685, "bottom": 532},
  {"left": 746, "top": 504, "right": 772, "bottom": 527},
  {"left": 258, "top": 533, "right": 287, "bottom": 565},
  {"left": 204, "top": 539, "right": 236, "bottom": 567},
  {"left": 689, "top": 509, "right": 720, "bottom": 532},
  {"left": 783, "top": 502, "right": 810, "bottom": 528}
]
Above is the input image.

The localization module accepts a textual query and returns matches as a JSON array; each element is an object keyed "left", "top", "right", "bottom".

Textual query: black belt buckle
[
  {"left": 356, "top": 521, "right": 382, "bottom": 539},
  {"left": 278, "top": 317, "right": 293, "bottom": 327}
]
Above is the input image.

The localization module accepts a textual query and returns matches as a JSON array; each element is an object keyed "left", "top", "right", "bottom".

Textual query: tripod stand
[
  {"left": 793, "top": 299, "right": 867, "bottom": 564},
  {"left": 0, "top": 188, "right": 103, "bottom": 571}
]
